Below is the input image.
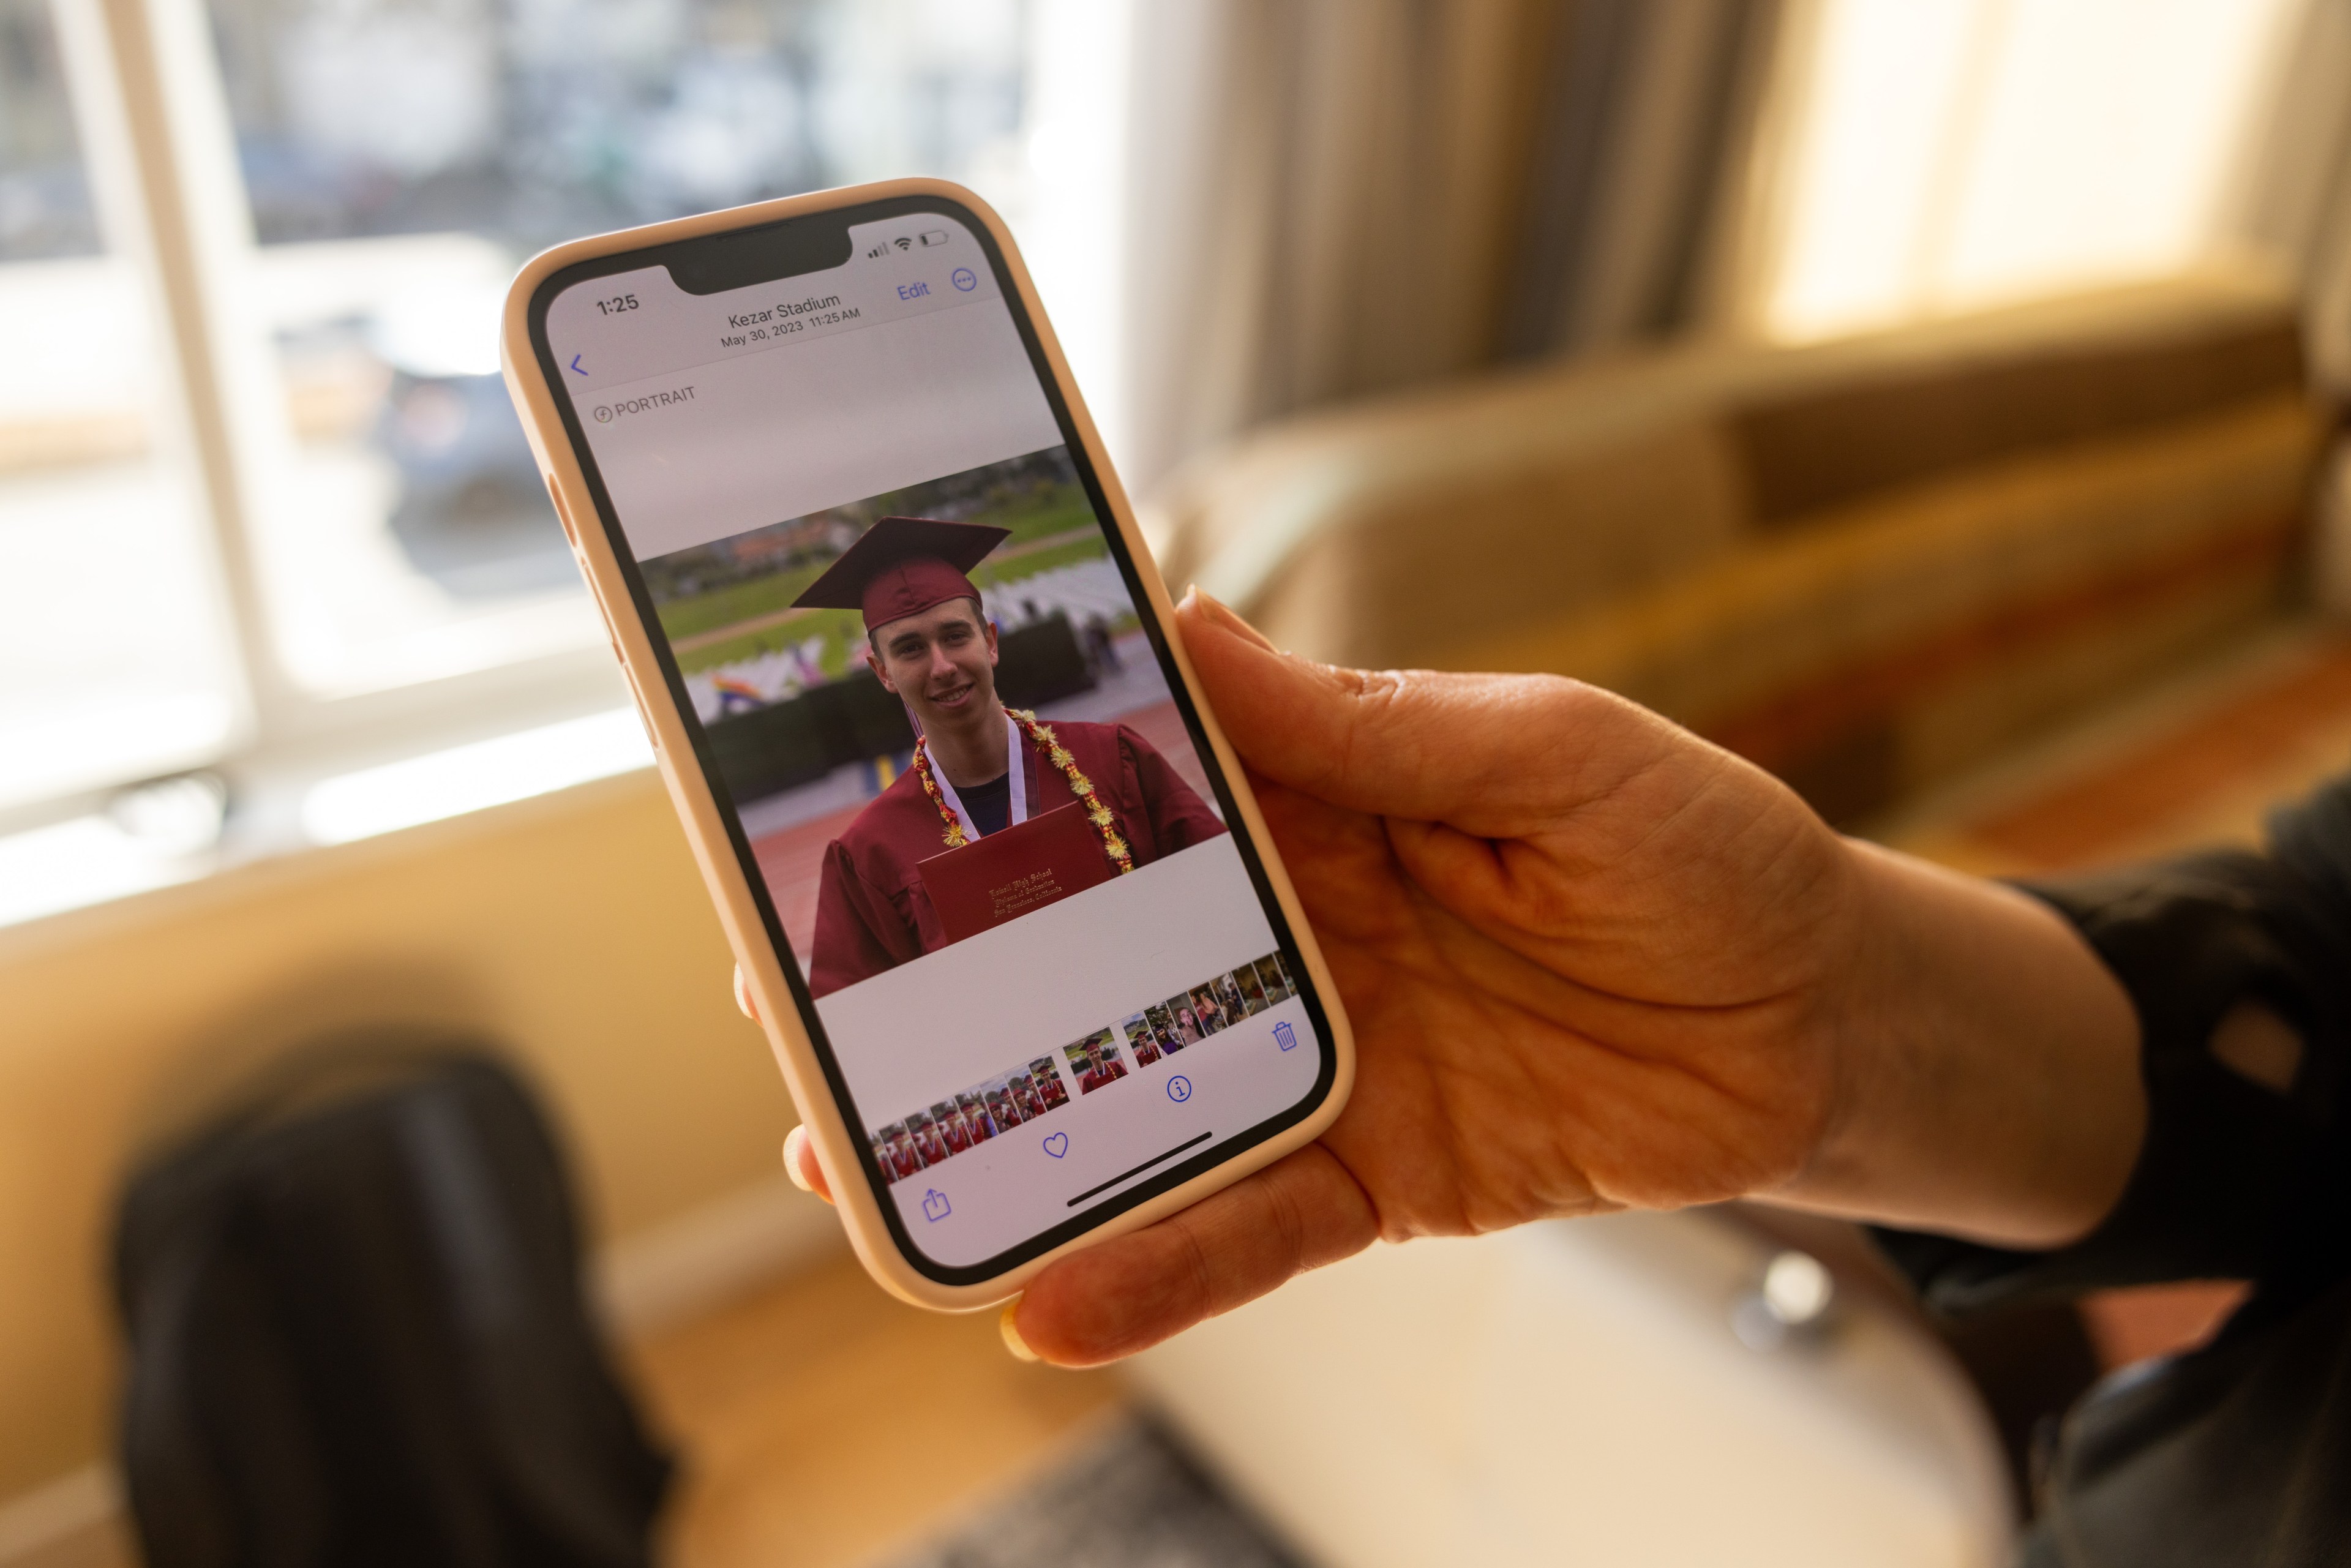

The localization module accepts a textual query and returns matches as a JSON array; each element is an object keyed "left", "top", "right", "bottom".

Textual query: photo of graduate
[
  {"left": 798, "top": 516, "right": 1228, "bottom": 998},
  {"left": 1063, "top": 1029, "right": 1128, "bottom": 1094},
  {"left": 1030, "top": 1057, "right": 1072, "bottom": 1109},
  {"left": 883, "top": 1124, "right": 924, "bottom": 1182},
  {"left": 909, "top": 1111, "right": 949, "bottom": 1165},
  {"left": 956, "top": 1090, "right": 995, "bottom": 1144},
  {"left": 934, "top": 1100, "right": 972, "bottom": 1155},
  {"left": 1121, "top": 1012, "right": 1163, "bottom": 1067},
  {"left": 1008, "top": 1071, "right": 1045, "bottom": 1120}
]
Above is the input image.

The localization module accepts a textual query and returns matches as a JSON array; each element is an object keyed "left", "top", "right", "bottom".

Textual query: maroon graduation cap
[{"left": 790, "top": 516, "right": 1012, "bottom": 631}]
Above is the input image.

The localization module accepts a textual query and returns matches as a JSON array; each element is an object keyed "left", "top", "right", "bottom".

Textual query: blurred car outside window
[{"left": 200, "top": 0, "right": 1032, "bottom": 697}]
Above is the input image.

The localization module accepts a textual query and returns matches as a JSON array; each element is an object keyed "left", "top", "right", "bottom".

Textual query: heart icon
[{"left": 1042, "top": 1131, "right": 1069, "bottom": 1158}]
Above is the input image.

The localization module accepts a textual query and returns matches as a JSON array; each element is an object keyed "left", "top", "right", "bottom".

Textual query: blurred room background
[{"left": 6, "top": 0, "right": 2350, "bottom": 1564}]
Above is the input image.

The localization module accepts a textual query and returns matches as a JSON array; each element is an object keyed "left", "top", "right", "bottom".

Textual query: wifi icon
[{"left": 893, "top": 236, "right": 912, "bottom": 251}]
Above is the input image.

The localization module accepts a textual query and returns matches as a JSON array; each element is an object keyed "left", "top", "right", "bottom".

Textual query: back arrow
[{"left": 570, "top": 354, "right": 585, "bottom": 375}]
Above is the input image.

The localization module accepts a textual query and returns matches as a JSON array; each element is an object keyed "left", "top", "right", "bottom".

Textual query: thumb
[{"left": 1173, "top": 590, "right": 1659, "bottom": 827}]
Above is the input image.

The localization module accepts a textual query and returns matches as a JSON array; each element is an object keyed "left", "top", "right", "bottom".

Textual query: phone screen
[{"left": 531, "top": 197, "right": 1335, "bottom": 1281}]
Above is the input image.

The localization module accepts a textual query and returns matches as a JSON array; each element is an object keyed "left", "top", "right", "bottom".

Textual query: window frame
[
  {"left": 3, "top": 0, "right": 1122, "bottom": 925},
  {"left": 0, "top": 0, "right": 700, "bottom": 855}
]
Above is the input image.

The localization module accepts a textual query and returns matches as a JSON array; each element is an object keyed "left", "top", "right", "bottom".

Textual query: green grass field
[
  {"left": 668, "top": 522, "right": 1116, "bottom": 678},
  {"left": 656, "top": 484, "right": 1100, "bottom": 646},
  {"left": 674, "top": 607, "right": 864, "bottom": 682}
]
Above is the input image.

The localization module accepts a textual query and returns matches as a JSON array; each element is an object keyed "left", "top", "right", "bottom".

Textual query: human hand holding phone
[
  {"left": 776, "top": 591, "right": 2145, "bottom": 1365},
  {"left": 508, "top": 179, "right": 2134, "bottom": 1331},
  {"left": 511, "top": 184, "right": 1351, "bottom": 1307}
]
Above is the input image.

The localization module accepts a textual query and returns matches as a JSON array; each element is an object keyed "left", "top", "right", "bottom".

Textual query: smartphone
[{"left": 501, "top": 179, "right": 1353, "bottom": 1309}]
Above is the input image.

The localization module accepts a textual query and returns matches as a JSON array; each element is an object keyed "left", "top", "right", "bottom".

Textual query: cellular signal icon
[{"left": 864, "top": 243, "right": 888, "bottom": 259}]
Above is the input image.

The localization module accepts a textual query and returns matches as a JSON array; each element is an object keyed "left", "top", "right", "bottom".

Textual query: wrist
[{"left": 1782, "top": 840, "right": 2145, "bottom": 1248}]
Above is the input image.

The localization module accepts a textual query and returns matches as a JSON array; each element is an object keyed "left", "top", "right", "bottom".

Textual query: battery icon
[{"left": 918, "top": 230, "right": 950, "bottom": 247}]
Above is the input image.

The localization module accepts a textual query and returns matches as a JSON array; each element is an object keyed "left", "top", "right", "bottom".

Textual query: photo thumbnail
[
  {"left": 1233, "top": 964, "right": 1269, "bottom": 1016},
  {"left": 875, "top": 1122, "right": 922, "bottom": 1182},
  {"left": 869, "top": 1053, "right": 1072, "bottom": 1185},
  {"left": 1063, "top": 1028, "right": 1129, "bottom": 1095},
  {"left": 1215, "top": 972, "right": 1248, "bottom": 1021},
  {"left": 1155, "top": 951, "right": 1295, "bottom": 1052},
  {"left": 1144, "top": 1002, "right": 1184, "bottom": 1056},
  {"left": 908, "top": 1110, "right": 948, "bottom": 1166},
  {"left": 869, "top": 949, "right": 1302, "bottom": 1185},
  {"left": 1029, "top": 1056, "right": 1073, "bottom": 1111},
  {"left": 636, "top": 443, "right": 1231, "bottom": 999}
]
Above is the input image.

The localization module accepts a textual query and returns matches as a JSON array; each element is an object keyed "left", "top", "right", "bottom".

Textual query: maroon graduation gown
[{"left": 808, "top": 719, "right": 1227, "bottom": 997}]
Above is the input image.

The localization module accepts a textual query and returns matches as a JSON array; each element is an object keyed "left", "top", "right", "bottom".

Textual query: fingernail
[
  {"left": 1205, "top": 594, "right": 1279, "bottom": 652},
  {"left": 1182, "top": 584, "right": 1231, "bottom": 621},
  {"left": 782, "top": 1128, "right": 814, "bottom": 1192},
  {"left": 1000, "top": 1300, "right": 1040, "bottom": 1362}
]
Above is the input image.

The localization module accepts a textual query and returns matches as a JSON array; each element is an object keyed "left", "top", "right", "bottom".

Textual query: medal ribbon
[
  {"left": 910, "top": 707, "right": 1135, "bottom": 876},
  {"left": 922, "top": 710, "right": 1027, "bottom": 842}
]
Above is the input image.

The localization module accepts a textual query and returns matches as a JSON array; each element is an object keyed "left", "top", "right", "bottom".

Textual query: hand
[{"left": 756, "top": 591, "right": 2141, "bottom": 1365}]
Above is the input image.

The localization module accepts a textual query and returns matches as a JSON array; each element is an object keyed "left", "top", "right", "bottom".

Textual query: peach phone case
[{"left": 499, "top": 178, "right": 1355, "bottom": 1311}]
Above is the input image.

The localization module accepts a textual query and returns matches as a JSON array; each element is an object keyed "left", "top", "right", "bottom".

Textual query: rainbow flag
[{"left": 712, "top": 677, "right": 764, "bottom": 715}]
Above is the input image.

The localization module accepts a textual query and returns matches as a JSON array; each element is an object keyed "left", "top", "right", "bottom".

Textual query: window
[
  {"left": 1753, "top": 0, "right": 2304, "bottom": 342},
  {"left": 0, "top": 0, "right": 245, "bottom": 814},
  {"left": 1, "top": 0, "right": 1126, "bottom": 925},
  {"left": 203, "top": 0, "right": 1029, "bottom": 695}
]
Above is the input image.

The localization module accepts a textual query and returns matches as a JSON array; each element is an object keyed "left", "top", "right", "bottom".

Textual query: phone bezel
[{"left": 512, "top": 185, "right": 1349, "bottom": 1294}]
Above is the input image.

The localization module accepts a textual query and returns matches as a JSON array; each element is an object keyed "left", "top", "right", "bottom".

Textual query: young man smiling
[{"left": 797, "top": 516, "right": 1225, "bottom": 997}]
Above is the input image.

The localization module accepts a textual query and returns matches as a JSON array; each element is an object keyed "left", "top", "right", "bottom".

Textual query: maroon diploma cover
[{"left": 918, "top": 802, "right": 1116, "bottom": 943}]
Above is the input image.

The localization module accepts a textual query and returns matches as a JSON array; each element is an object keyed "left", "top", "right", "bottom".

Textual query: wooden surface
[{"left": 631, "top": 1254, "right": 1123, "bottom": 1568}]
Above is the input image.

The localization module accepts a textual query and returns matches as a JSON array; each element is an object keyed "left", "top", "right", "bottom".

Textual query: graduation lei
[{"left": 910, "top": 706, "right": 1135, "bottom": 875}]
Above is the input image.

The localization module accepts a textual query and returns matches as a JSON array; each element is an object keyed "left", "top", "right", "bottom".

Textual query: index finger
[{"left": 1174, "top": 591, "right": 1673, "bottom": 830}]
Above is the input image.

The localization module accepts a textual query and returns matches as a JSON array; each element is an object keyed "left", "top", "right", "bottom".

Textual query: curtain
[
  {"left": 1115, "top": 0, "right": 1783, "bottom": 499},
  {"left": 2229, "top": 0, "right": 2351, "bottom": 397},
  {"left": 2226, "top": 0, "right": 2351, "bottom": 610}
]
